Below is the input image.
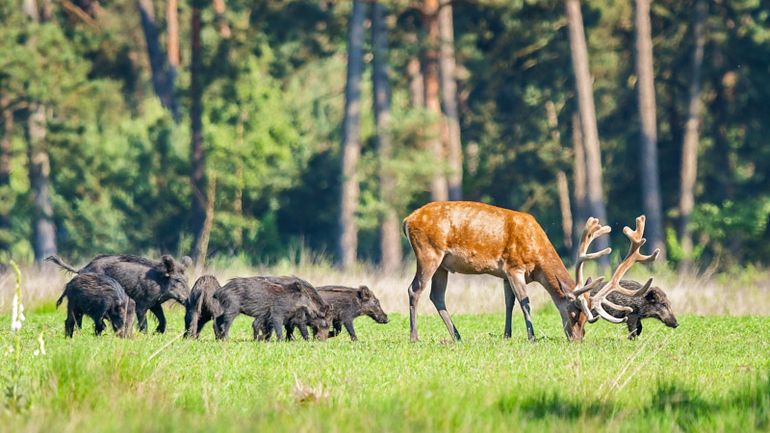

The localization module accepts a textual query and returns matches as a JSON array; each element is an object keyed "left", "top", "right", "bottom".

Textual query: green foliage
[
  {"left": 1, "top": 0, "right": 770, "bottom": 266},
  {"left": 1, "top": 311, "right": 769, "bottom": 431}
]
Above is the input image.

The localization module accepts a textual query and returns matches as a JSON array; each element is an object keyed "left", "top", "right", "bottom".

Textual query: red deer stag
[{"left": 403, "top": 201, "right": 658, "bottom": 341}]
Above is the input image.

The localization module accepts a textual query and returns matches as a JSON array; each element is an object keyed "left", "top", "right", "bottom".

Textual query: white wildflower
[{"left": 11, "top": 292, "right": 24, "bottom": 332}]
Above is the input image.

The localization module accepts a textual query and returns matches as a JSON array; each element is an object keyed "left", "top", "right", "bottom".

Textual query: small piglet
[
  {"left": 214, "top": 276, "right": 331, "bottom": 341},
  {"left": 56, "top": 273, "right": 135, "bottom": 338},
  {"left": 310, "top": 285, "right": 389, "bottom": 341},
  {"left": 593, "top": 280, "right": 679, "bottom": 339},
  {"left": 184, "top": 275, "right": 222, "bottom": 339}
]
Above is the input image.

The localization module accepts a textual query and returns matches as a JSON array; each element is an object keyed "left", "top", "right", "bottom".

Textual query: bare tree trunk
[
  {"left": 0, "top": 93, "right": 13, "bottom": 254},
  {"left": 634, "top": 0, "right": 666, "bottom": 260},
  {"left": 193, "top": 173, "right": 216, "bottom": 272},
  {"left": 572, "top": 110, "right": 587, "bottom": 252},
  {"left": 27, "top": 103, "right": 57, "bottom": 262},
  {"left": 233, "top": 111, "right": 246, "bottom": 248},
  {"left": 137, "top": 0, "right": 178, "bottom": 119},
  {"left": 423, "top": 0, "right": 448, "bottom": 201},
  {"left": 545, "top": 101, "right": 572, "bottom": 251},
  {"left": 407, "top": 51, "right": 424, "bottom": 108},
  {"left": 678, "top": 0, "right": 707, "bottom": 268},
  {"left": 212, "top": 0, "right": 231, "bottom": 38},
  {"left": 190, "top": 4, "right": 206, "bottom": 261},
  {"left": 372, "top": 2, "right": 402, "bottom": 273},
  {"left": 565, "top": 0, "right": 609, "bottom": 264},
  {"left": 166, "top": 0, "right": 180, "bottom": 67},
  {"left": 337, "top": 0, "right": 367, "bottom": 269},
  {"left": 438, "top": 0, "right": 462, "bottom": 201},
  {"left": 23, "top": 0, "right": 57, "bottom": 263}
]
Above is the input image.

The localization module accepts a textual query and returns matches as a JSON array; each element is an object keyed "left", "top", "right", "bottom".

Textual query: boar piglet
[
  {"left": 47, "top": 254, "right": 192, "bottom": 334},
  {"left": 591, "top": 280, "right": 679, "bottom": 339},
  {"left": 56, "top": 273, "right": 136, "bottom": 338},
  {"left": 184, "top": 275, "right": 222, "bottom": 338},
  {"left": 214, "top": 276, "right": 331, "bottom": 341},
  {"left": 303, "top": 285, "right": 388, "bottom": 341}
]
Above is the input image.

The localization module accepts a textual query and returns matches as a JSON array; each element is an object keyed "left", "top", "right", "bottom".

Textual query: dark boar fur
[
  {"left": 297, "top": 285, "right": 389, "bottom": 341},
  {"left": 47, "top": 254, "right": 192, "bottom": 334},
  {"left": 56, "top": 273, "right": 136, "bottom": 338},
  {"left": 184, "top": 275, "right": 222, "bottom": 338},
  {"left": 593, "top": 280, "right": 679, "bottom": 339},
  {"left": 214, "top": 276, "right": 331, "bottom": 341}
]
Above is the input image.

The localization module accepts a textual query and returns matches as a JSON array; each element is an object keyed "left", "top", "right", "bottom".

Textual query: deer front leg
[{"left": 506, "top": 270, "right": 535, "bottom": 342}]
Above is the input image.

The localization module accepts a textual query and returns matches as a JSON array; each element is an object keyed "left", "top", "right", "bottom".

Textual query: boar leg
[
  {"left": 343, "top": 321, "right": 358, "bottom": 341},
  {"left": 136, "top": 306, "right": 150, "bottom": 333},
  {"left": 215, "top": 313, "right": 236, "bottom": 340},
  {"left": 332, "top": 320, "right": 342, "bottom": 337},
  {"left": 252, "top": 319, "right": 262, "bottom": 340},
  {"left": 503, "top": 280, "right": 516, "bottom": 339},
  {"left": 65, "top": 305, "right": 78, "bottom": 338},
  {"left": 149, "top": 304, "right": 166, "bottom": 334},
  {"left": 429, "top": 267, "right": 462, "bottom": 341},
  {"left": 296, "top": 325, "right": 309, "bottom": 340},
  {"left": 627, "top": 315, "right": 642, "bottom": 340},
  {"left": 93, "top": 311, "right": 107, "bottom": 336},
  {"left": 271, "top": 317, "right": 285, "bottom": 341}
]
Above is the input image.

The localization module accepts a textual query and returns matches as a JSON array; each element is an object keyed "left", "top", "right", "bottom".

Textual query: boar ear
[
  {"left": 357, "top": 286, "right": 372, "bottom": 302},
  {"left": 180, "top": 256, "right": 193, "bottom": 270},
  {"left": 645, "top": 289, "right": 660, "bottom": 303},
  {"left": 161, "top": 255, "right": 176, "bottom": 276}
]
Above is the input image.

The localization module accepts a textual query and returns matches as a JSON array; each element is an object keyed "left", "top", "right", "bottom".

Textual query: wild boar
[
  {"left": 47, "top": 254, "right": 192, "bottom": 334},
  {"left": 301, "top": 285, "right": 389, "bottom": 341},
  {"left": 184, "top": 275, "right": 222, "bottom": 339},
  {"left": 56, "top": 272, "right": 135, "bottom": 338},
  {"left": 213, "top": 276, "right": 331, "bottom": 341},
  {"left": 596, "top": 280, "right": 679, "bottom": 339}
]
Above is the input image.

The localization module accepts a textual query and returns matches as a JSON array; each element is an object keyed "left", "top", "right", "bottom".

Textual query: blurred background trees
[{"left": 1, "top": 0, "right": 769, "bottom": 270}]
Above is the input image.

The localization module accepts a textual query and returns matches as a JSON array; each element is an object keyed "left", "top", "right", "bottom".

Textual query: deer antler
[
  {"left": 588, "top": 215, "right": 660, "bottom": 323},
  {"left": 570, "top": 217, "right": 612, "bottom": 321}
]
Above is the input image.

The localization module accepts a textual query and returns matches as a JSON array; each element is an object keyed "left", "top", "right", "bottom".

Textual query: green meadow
[{"left": 2, "top": 305, "right": 768, "bottom": 433}]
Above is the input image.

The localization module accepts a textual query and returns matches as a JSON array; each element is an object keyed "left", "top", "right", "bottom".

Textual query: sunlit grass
[{"left": 1, "top": 307, "right": 768, "bottom": 432}]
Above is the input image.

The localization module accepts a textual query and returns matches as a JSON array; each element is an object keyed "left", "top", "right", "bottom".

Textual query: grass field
[{"left": 2, "top": 302, "right": 769, "bottom": 433}]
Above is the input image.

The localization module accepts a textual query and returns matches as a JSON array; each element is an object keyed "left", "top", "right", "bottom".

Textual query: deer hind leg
[
  {"left": 506, "top": 270, "right": 535, "bottom": 342},
  {"left": 503, "top": 280, "right": 516, "bottom": 339},
  {"left": 430, "top": 267, "right": 461, "bottom": 341},
  {"left": 408, "top": 252, "right": 443, "bottom": 342}
]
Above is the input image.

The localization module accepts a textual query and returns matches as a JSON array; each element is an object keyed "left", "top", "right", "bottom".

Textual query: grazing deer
[{"left": 402, "top": 201, "right": 658, "bottom": 342}]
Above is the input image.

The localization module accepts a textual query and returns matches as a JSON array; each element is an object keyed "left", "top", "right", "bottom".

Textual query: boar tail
[
  {"left": 55, "top": 288, "right": 68, "bottom": 309},
  {"left": 46, "top": 255, "right": 80, "bottom": 274}
]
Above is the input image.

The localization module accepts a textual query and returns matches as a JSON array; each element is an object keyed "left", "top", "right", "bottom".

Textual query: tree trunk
[
  {"left": 565, "top": 0, "right": 609, "bottom": 264},
  {"left": 406, "top": 32, "right": 425, "bottom": 110},
  {"left": 193, "top": 173, "right": 216, "bottom": 272},
  {"left": 634, "top": 0, "right": 666, "bottom": 260},
  {"left": 423, "top": 0, "right": 448, "bottom": 202},
  {"left": 572, "top": 110, "right": 587, "bottom": 252},
  {"left": 166, "top": 0, "right": 180, "bottom": 67},
  {"left": 190, "top": 4, "right": 206, "bottom": 261},
  {"left": 372, "top": 1, "right": 402, "bottom": 273},
  {"left": 438, "top": 0, "right": 462, "bottom": 201},
  {"left": 212, "top": 0, "right": 231, "bottom": 38},
  {"left": 27, "top": 103, "right": 57, "bottom": 262},
  {"left": 137, "top": 0, "right": 178, "bottom": 119},
  {"left": 678, "top": 0, "right": 707, "bottom": 268},
  {"left": 337, "top": 0, "right": 367, "bottom": 269},
  {"left": 0, "top": 93, "right": 13, "bottom": 254},
  {"left": 545, "top": 100, "right": 572, "bottom": 251}
]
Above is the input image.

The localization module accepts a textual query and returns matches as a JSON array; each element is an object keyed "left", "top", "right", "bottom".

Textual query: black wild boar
[
  {"left": 594, "top": 280, "right": 679, "bottom": 339},
  {"left": 46, "top": 254, "right": 192, "bottom": 334},
  {"left": 56, "top": 273, "right": 136, "bottom": 338},
  {"left": 214, "top": 276, "right": 331, "bottom": 341},
  {"left": 184, "top": 275, "right": 222, "bottom": 339},
  {"left": 504, "top": 279, "right": 677, "bottom": 340},
  {"left": 300, "top": 285, "right": 389, "bottom": 341}
]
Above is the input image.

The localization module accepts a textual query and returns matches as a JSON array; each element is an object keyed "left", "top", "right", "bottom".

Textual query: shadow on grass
[{"left": 497, "top": 373, "right": 770, "bottom": 431}]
